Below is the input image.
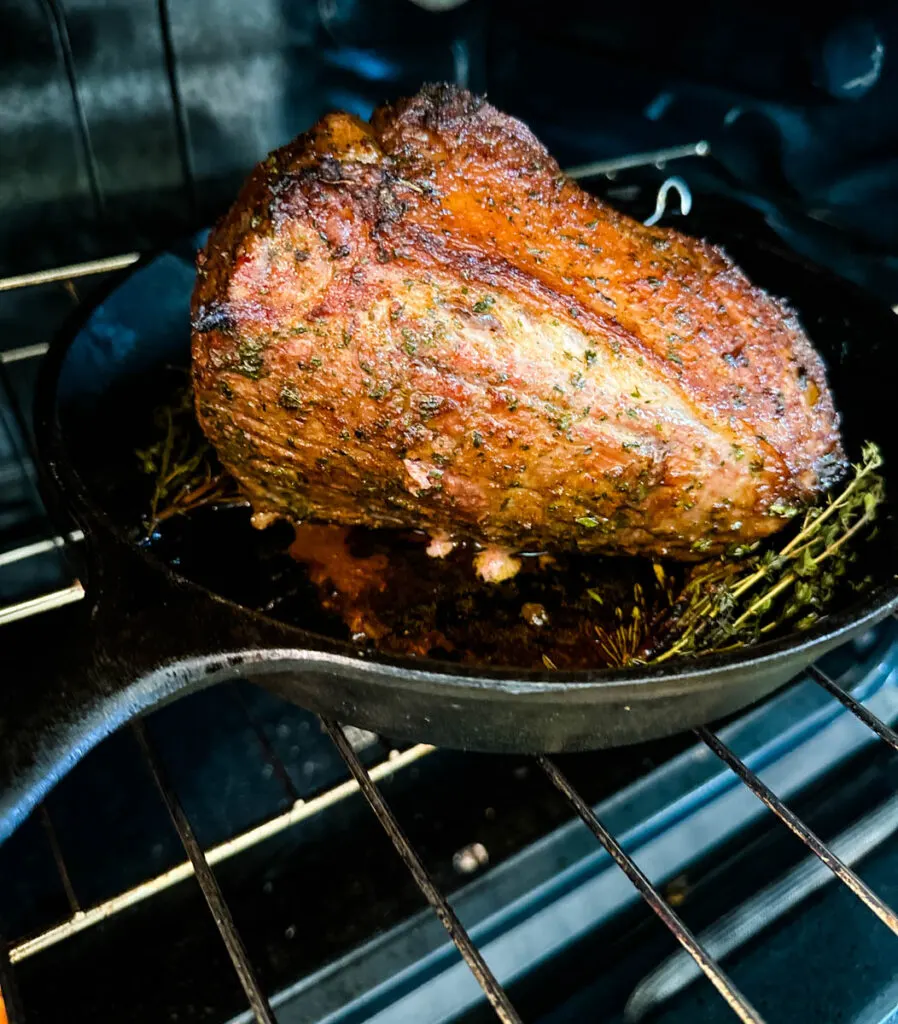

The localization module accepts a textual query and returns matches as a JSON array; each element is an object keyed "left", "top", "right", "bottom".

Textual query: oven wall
[{"left": 3, "top": 0, "right": 898, "bottom": 300}]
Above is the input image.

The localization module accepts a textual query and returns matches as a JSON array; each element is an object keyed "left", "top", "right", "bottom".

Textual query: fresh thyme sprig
[
  {"left": 590, "top": 442, "right": 885, "bottom": 667},
  {"left": 592, "top": 584, "right": 642, "bottom": 664},
  {"left": 135, "top": 381, "right": 243, "bottom": 534}
]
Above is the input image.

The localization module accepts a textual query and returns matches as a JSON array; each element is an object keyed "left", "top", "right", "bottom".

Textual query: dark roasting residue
[{"left": 146, "top": 508, "right": 670, "bottom": 670}]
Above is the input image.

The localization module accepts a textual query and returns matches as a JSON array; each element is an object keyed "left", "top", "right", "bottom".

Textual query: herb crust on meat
[{"left": 191, "top": 84, "right": 844, "bottom": 565}]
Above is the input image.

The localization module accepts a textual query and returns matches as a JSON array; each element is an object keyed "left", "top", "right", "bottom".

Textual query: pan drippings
[{"left": 146, "top": 506, "right": 671, "bottom": 670}]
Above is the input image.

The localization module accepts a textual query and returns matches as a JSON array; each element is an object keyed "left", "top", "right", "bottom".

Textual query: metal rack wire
[
  {"left": 135, "top": 652, "right": 896, "bottom": 1024},
  {"left": 5, "top": 737, "right": 436, "bottom": 966},
  {"left": 3, "top": 185, "right": 898, "bottom": 1024}
]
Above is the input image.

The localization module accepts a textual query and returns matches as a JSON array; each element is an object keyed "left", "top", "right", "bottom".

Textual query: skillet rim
[{"left": 32, "top": 238, "right": 898, "bottom": 693}]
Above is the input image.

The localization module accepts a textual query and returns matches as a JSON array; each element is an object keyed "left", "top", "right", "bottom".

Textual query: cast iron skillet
[{"left": 2, "top": 210, "right": 897, "bottom": 844}]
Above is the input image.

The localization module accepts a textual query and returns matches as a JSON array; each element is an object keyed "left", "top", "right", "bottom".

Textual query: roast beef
[{"left": 191, "top": 84, "right": 844, "bottom": 569}]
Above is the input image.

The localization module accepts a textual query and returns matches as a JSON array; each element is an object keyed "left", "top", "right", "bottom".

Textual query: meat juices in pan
[{"left": 143, "top": 498, "right": 667, "bottom": 670}]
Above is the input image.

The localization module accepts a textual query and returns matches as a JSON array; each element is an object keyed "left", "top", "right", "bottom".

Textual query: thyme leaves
[
  {"left": 589, "top": 443, "right": 885, "bottom": 667},
  {"left": 136, "top": 382, "right": 242, "bottom": 535}
]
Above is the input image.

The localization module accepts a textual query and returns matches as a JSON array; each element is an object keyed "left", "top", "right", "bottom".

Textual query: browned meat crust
[{"left": 191, "top": 84, "right": 844, "bottom": 560}]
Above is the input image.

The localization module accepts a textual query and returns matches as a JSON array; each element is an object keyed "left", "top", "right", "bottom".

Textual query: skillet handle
[{"left": 0, "top": 545, "right": 284, "bottom": 844}]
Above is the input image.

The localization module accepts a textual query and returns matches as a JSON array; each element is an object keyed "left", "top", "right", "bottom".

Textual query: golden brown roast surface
[{"left": 191, "top": 84, "right": 844, "bottom": 568}]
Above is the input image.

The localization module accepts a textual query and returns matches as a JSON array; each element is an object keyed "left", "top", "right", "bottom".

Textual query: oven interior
[{"left": 3, "top": 3, "right": 898, "bottom": 1023}]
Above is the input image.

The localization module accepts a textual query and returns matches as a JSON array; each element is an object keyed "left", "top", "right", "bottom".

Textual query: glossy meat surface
[{"left": 191, "top": 85, "right": 844, "bottom": 560}]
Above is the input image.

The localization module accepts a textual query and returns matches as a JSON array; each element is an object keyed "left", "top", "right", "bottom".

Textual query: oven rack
[
  {"left": 3, "top": 223, "right": 898, "bottom": 1024},
  {"left": 113, "top": 640, "right": 898, "bottom": 1024},
  {"left": 3, "top": 600, "right": 898, "bottom": 1024}
]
